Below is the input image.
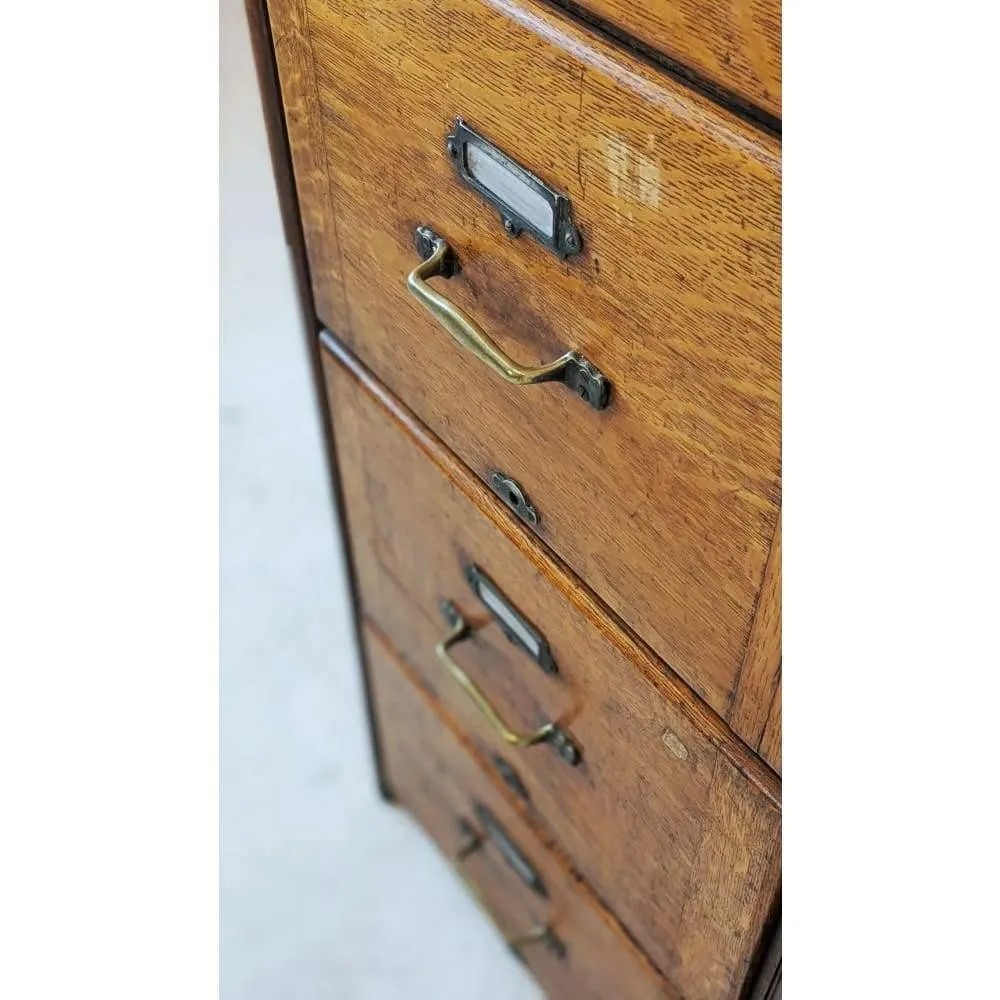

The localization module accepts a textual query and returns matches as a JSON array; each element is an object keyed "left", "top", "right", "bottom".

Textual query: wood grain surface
[
  {"left": 555, "top": 0, "right": 781, "bottom": 118},
  {"left": 326, "top": 344, "right": 780, "bottom": 999},
  {"left": 267, "top": 0, "right": 782, "bottom": 734},
  {"left": 759, "top": 678, "right": 781, "bottom": 774},
  {"left": 729, "top": 513, "right": 781, "bottom": 759},
  {"left": 265, "top": 0, "right": 348, "bottom": 334},
  {"left": 365, "top": 622, "right": 678, "bottom": 1000}
]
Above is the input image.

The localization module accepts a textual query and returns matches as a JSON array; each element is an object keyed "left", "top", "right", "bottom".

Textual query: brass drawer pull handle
[
  {"left": 408, "top": 226, "right": 611, "bottom": 410},
  {"left": 509, "top": 925, "right": 567, "bottom": 962},
  {"left": 473, "top": 803, "right": 547, "bottom": 898},
  {"left": 454, "top": 867, "right": 566, "bottom": 963},
  {"left": 455, "top": 805, "right": 547, "bottom": 899},
  {"left": 436, "top": 601, "right": 581, "bottom": 765},
  {"left": 455, "top": 819, "right": 484, "bottom": 860}
]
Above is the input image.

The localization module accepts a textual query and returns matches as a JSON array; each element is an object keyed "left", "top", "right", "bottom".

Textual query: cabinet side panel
[
  {"left": 244, "top": 0, "right": 390, "bottom": 797},
  {"left": 264, "top": 0, "right": 350, "bottom": 333}
]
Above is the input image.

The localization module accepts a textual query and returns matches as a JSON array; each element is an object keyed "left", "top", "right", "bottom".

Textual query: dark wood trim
[
  {"left": 243, "top": 0, "right": 317, "bottom": 337},
  {"left": 540, "top": 0, "right": 781, "bottom": 137},
  {"left": 242, "top": 0, "right": 393, "bottom": 801},
  {"left": 743, "top": 917, "right": 781, "bottom": 1000}
]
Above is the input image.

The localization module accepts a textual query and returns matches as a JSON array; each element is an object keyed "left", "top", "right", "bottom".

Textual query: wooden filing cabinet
[{"left": 247, "top": 0, "right": 781, "bottom": 996}]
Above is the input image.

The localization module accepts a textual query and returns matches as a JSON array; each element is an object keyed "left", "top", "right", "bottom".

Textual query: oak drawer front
[
  {"left": 270, "top": 0, "right": 781, "bottom": 723},
  {"left": 570, "top": 0, "right": 781, "bottom": 118},
  {"left": 327, "top": 347, "right": 780, "bottom": 1000},
  {"left": 364, "top": 623, "right": 675, "bottom": 1000}
]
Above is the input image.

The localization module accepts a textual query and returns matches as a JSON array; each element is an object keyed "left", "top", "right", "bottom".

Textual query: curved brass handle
[
  {"left": 455, "top": 871, "right": 566, "bottom": 963},
  {"left": 436, "top": 602, "right": 581, "bottom": 765},
  {"left": 407, "top": 226, "right": 610, "bottom": 410},
  {"left": 455, "top": 819, "right": 484, "bottom": 860},
  {"left": 509, "top": 924, "right": 567, "bottom": 962}
]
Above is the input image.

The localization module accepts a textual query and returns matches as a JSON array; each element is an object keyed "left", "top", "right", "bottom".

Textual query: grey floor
[{"left": 220, "top": 2, "right": 542, "bottom": 997}]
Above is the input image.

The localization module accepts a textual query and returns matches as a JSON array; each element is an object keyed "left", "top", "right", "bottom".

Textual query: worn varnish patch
[
  {"left": 605, "top": 134, "right": 662, "bottom": 210},
  {"left": 661, "top": 728, "right": 690, "bottom": 760}
]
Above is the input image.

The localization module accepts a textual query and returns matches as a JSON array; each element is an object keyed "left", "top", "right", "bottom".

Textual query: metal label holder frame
[
  {"left": 464, "top": 564, "right": 557, "bottom": 675},
  {"left": 446, "top": 118, "right": 582, "bottom": 260}
]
